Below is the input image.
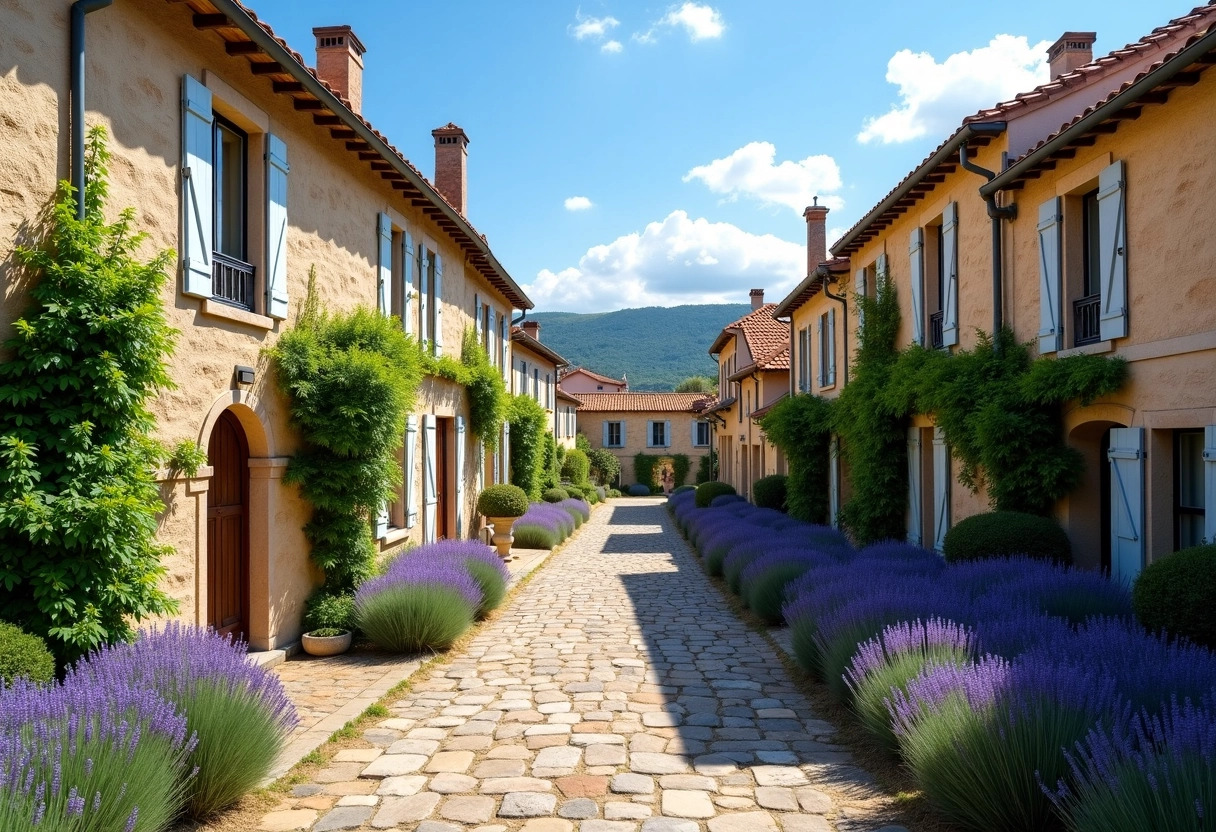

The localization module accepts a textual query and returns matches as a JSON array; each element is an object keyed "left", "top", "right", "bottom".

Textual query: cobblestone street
[{"left": 258, "top": 498, "right": 906, "bottom": 832}]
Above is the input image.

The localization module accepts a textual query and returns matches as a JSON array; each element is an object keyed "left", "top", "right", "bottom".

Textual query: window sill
[
  {"left": 199, "top": 298, "right": 274, "bottom": 330},
  {"left": 1058, "top": 340, "right": 1113, "bottom": 358},
  {"left": 379, "top": 527, "right": 413, "bottom": 547},
  {"left": 818, "top": 382, "right": 837, "bottom": 392}
]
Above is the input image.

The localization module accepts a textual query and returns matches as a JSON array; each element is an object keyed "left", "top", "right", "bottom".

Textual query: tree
[{"left": 674, "top": 375, "right": 717, "bottom": 394}]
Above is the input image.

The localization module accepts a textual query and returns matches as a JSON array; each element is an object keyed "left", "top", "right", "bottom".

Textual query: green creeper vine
[
  {"left": 506, "top": 394, "right": 548, "bottom": 500},
  {"left": 0, "top": 127, "right": 179, "bottom": 660},
  {"left": 670, "top": 453, "right": 691, "bottom": 488},
  {"left": 759, "top": 394, "right": 833, "bottom": 524},
  {"left": 634, "top": 453, "right": 660, "bottom": 490}
]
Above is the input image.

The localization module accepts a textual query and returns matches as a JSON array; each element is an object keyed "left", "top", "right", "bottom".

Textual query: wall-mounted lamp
[{"left": 235, "top": 365, "right": 256, "bottom": 385}]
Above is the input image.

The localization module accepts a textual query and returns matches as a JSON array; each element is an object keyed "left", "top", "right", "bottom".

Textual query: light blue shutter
[
  {"left": 181, "top": 75, "right": 213, "bottom": 298},
  {"left": 423, "top": 415, "right": 438, "bottom": 543},
  {"left": 876, "top": 252, "right": 889, "bottom": 289},
  {"left": 829, "top": 435, "right": 840, "bottom": 529},
  {"left": 909, "top": 228, "right": 925, "bottom": 347},
  {"left": 488, "top": 308, "right": 496, "bottom": 366},
  {"left": 827, "top": 308, "right": 837, "bottom": 386},
  {"left": 432, "top": 253, "right": 444, "bottom": 355},
  {"left": 1098, "top": 161, "right": 1128, "bottom": 341},
  {"left": 646, "top": 421, "right": 654, "bottom": 448},
  {"left": 1108, "top": 426, "right": 1144, "bottom": 583},
  {"left": 501, "top": 421, "right": 511, "bottom": 486},
  {"left": 932, "top": 426, "right": 950, "bottom": 553},
  {"left": 1205, "top": 426, "right": 1216, "bottom": 545},
  {"left": 854, "top": 268, "right": 867, "bottom": 330},
  {"left": 619, "top": 422, "right": 626, "bottom": 448},
  {"left": 691, "top": 420, "right": 698, "bottom": 447},
  {"left": 376, "top": 212, "right": 392, "bottom": 316},
  {"left": 602, "top": 421, "right": 610, "bottom": 447},
  {"left": 265, "top": 134, "right": 289, "bottom": 319},
  {"left": 373, "top": 503, "right": 388, "bottom": 540},
  {"left": 474, "top": 294, "right": 483, "bottom": 344},
  {"left": 816, "top": 316, "right": 825, "bottom": 388},
  {"left": 941, "top": 202, "right": 959, "bottom": 347},
  {"left": 1037, "top": 197, "right": 1064, "bottom": 353},
  {"left": 455, "top": 416, "right": 466, "bottom": 537},
  {"left": 404, "top": 415, "right": 418, "bottom": 528},
  {"left": 401, "top": 231, "right": 414, "bottom": 336},
  {"left": 907, "top": 427, "right": 922, "bottom": 545},
  {"left": 418, "top": 246, "right": 430, "bottom": 347},
  {"left": 664, "top": 420, "right": 671, "bottom": 448},
  {"left": 797, "top": 328, "right": 807, "bottom": 392},
  {"left": 500, "top": 316, "right": 509, "bottom": 379}
]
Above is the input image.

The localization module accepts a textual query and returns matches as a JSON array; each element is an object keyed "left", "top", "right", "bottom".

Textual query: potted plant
[
  {"left": 300, "top": 592, "right": 354, "bottom": 656},
  {"left": 301, "top": 627, "right": 352, "bottom": 657},
  {"left": 477, "top": 484, "right": 530, "bottom": 562}
]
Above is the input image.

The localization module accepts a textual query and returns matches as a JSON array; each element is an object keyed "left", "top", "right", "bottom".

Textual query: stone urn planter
[
  {"left": 477, "top": 484, "right": 530, "bottom": 563},
  {"left": 301, "top": 629, "right": 352, "bottom": 657}
]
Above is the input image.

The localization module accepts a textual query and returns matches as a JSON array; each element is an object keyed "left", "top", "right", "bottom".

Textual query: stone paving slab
[{"left": 257, "top": 499, "right": 910, "bottom": 831}]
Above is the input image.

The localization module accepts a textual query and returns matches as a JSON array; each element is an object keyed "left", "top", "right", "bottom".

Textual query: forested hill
[{"left": 529, "top": 303, "right": 752, "bottom": 392}]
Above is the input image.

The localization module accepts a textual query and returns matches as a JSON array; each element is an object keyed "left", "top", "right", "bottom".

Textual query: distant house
[
  {"left": 555, "top": 388, "right": 582, "bottom": 450},
  {"left": 577, "top": 393, "right": 714, "bottom": 489},
  {"left": 510, "top": 321, "right": 571, "bottom": 449},
  {"left": 560, "top": 366, "right": 628, "bottom": 393}
]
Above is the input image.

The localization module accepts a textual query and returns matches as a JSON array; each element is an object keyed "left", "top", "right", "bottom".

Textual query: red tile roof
[
  {"left": 728, "top": 342, "right": 791, "bottom": 382},
  {"left": 708, "top": 304, "right": 787, "bottom": 360},
  {"left": 511, "top": 326, "right": 569, "bottom": 367},
  {"left": 556, "top": 388, "right": 583, "bottom": 405},
  {"left": 575, "top": 393, "right": 714, "bottom": 413},
  {"left": 560, "top": 367, "right": 628, "bottom": 387},
  {"left": 751, "top": 392, "right": 788, "bottom": 420}
]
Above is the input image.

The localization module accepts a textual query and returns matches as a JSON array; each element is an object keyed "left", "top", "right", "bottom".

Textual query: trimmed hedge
[
  {"left": 1134, "top": 544, "right": 1216, "bottom": 649},
  {"left": 477, "top": 484, "right": 530, "bottom": 518},
  {"left": 942, "top": 511, "right": 1071, "bottom": 565},
  {"left": 0, "top": 621, "right": 55, "bottom": 684},
  {"left": 696, "top": 481, "right": 737, "bottom": 508},
  {"left": 627, "top": 483, "right": 652, "bottom": 497},
  {"left": 752, "top": 475, "right": 788, "bottom": 512},
  {"left": 561, "top": 448, "right": 591, "bottom": 486},
  {"left": 542, "top": 487, "right": 570, "bottom": 503}
]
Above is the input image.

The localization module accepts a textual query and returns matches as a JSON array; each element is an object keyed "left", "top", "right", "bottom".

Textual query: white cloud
[
  {"left": 684, "top": 141, "right": 844, "bottom": 215},
  {"left": 524, "top": 210, "right": 804, "bottom": 312},
  {"left": 858, "top": 35, "right": 1051, "bottom": 144},
  {"left": 564, "top": 196, "right": 594, "bottom": 211},
  {"left": 570, "top": 12, "right": 619, "bottom": 41},
  {"left": 601, "top": 39, "right": 623, "bottom": 54},
  {"left": 633, "top": 2, "right": 724, "bottom": 45}
]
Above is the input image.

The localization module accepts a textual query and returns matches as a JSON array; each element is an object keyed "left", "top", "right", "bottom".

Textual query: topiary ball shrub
[
  {"left": 752, "top": 474, "right": 788, "bottom": 512},
  {"left": 1133, "top": 543, "right": 1216, "bottom": 648},
  {"left": 542, "top": 487, "right": 570, "bottom": 503},
  {"left": 942, "top": 511, "right": 1071, "bottom": 565},
  {"left": 673, "top": 484, "right": 696, "bottom": 495},
  {"left": 696, "top": 481, "right": 737, "bottom": 508},
  {"left": 477, "top": 484, "right": 530, "bottom": 518},
  {"left": 710, "top": 494, "right": 744, "bottom": 508},
  {"left": 628, "top": 483, "right": 651, "bottom": 497},
  {"left": 0, "top": 621, "right": 55, "bottom": 685}
]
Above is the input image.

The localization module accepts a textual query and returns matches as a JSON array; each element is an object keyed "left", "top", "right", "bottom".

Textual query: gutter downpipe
[
  {"left": 959, "top": 143, "right": 1016, "bottom": 354},
  {"left": 71, "top": 0, "right": 113, "bottom": 220},
  {"left": 820, "top": 268, "right": 849, "bottom": 385}
]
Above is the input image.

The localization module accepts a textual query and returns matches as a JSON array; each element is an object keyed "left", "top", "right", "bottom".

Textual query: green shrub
[
  {"left": 477, "top": 484, "right": 530, "bottom": 518},
  {"left": 0, "top": 621, "right": 55, "bottom": 684},
  {"left": 752, "top": 474, "right": 788, "bottom": 512},
  {"left": 671, "top": 454, "right": 691, "bottom": 488},
  {"left": 303, "top": 591, "right": 356, "bottom": 633},
  {"left": 562, "top": 448, "right": 591, "bottom": 486},
  {"left": 696, "top": 450, "right": 716, "bottom": 484},
  {"left": 542, "top": 487, "right": 570, "bottom": 503},
  {"left": 673, "top": 485, "right": 696, "bottom": 495},
  {"left": 465, "top": 559, "right": 507, "bottom": 618},
  {"left": 695, "top": 481, "right": 737, "bottom": 508},
  {"left": 1133, "top": 544, "right": 1216, "bottom": 648},
  {"left": 627, "top": 483, "right": 652, "bottom": 497},
  {"left": 507, "top": 396, "right": 549, "bottom": 499},
  {"left": 356, "top": 585, "right": 475, "bottom": 652},
  {"left": 942, "top": 511, "right": 1071, "bottom": 564},
  {"left": 461, "top": 329, "right": 508, "bottom": 449},
  {"left": 512, "top": 523, "right": 560, "bottom": 551},
  {"left": 587, "top": 448, "right": 620, "bottom": 486},
  {"left": 634, "top": 453, "right": 660, "bottom": 490},
  {"left": 540, "top": 431, "right": 560, "bottom": 491},
  {"left": 607, "top": 488, "right": 622, "bottom": 498},
  {"left": 745, "top": 563, "right": 813, "bottom": 624}
]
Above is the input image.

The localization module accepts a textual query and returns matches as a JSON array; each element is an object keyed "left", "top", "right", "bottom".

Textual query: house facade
[
  {"left": 576, "top": 393, "right": 713, "bottom": 489},
  {"left": 1, "top": 0, "right": 530, "bottom": 649},
  {"left": 559, "top": 366, "right": 628, "bottom": 393},
  {"left": 555, "top": 388, "right": 582, "bottom": 450},
  {"left": 510, "top": 320, "right": 570, "bottom": 447}
]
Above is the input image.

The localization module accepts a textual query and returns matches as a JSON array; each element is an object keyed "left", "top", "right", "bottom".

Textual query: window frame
[
  {"left": 212, "top": 113, "right": 249, "bottom": 264},
  {"left": 1175, "top": 429, "right": 1206, "bottom": 550},
  {"left": 606, "top": 421, "right": 623, "bottom": 448},
  {"left": 694, "top": 421, "right": 710, "bottom": 447},
  {"left": 650, "top": 420, "right": 667, "bottom": 448}
]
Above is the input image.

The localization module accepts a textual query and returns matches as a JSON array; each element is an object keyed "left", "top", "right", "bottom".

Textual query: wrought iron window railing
[{"left": 212, "top": 252, "right": 256, "bottom": 312}]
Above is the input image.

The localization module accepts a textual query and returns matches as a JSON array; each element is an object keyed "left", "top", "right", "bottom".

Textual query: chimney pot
[
  {"left": 312, "top": 25, "right": 366, "bottom": 114},
  {"left": 803, "top": 202, "right": 830, "bottom": 277},
  {"left": 1047, "top": 32, "right": 1096, "bottom": 81},
  {"left": 521, "top": 320, "right": 541, "bottom": 341},
  {"left": 432, "top": 123, "right": 470, "bottom": 216},
  {"left": 749, "top": 289, "right": 765, "bottom": 310}
]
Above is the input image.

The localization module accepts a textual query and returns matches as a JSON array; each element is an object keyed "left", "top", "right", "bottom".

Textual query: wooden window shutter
[
  {"left": 418, "top": 246, "right": 430, "bottom": 346},
  {"left": 376, "top": 212, "right": 392, "bottom": 316},
  {"left": 401, "top": 231, "right": 414, "bottom": 336},
  {"left": 829, "top": 435, "right": 840, "bottom": 529},
  {"left": 906, "top": 427, "right": 922, "bottom": 545},
  {"left": 827, "top": 308, "right": 837, "bottom": 386},
  {"left": 474, "top": 294, "right": 483, "bottom": 343},
  {"left": 181, "top": 75, "right": 214, "bottom": 299},
  {"left": 854, "top": 268, "right": 867, "bottom": 329},
  {"left": 455, "top": 416, "right": 466, "bottom": 536},
  {"left": 1098, "top": 161, "right": 1129, "bottom": 340},
  {"left": 1108, "top": 426, "right": 1145, "bottom": 583},
  {"left": 501, "top": 421, "right": 511, "bottom": 487},
  {"left": 664, "top": 420, "right": 671, "bottom": 448},
  {"left": 816, "top": 316, "right": 825, "bottom": 388},
  {"left": 1204, "top": 425, "right": 1216, "bottom": 545},
  {"left": 909, "top": 228, "right": 925, "bottom": 346},
  {"left": 1037, "top": 197, "right": 1064, "bottom": 353},
  {"left": 265, "top": 134, "right": 289, "bottom": 319},
  {"left": 404, "top": 415, "right": 418, "bottom": 528},
  {"left": 422, "top": 415, "right": 438, "bottom": 543},
  {"left": 876, "top": 252, "right": 889, "bottom": 288},
  {"left": 932, "top": 426, "right": 950, "bottom": 552},
  {"left": 432, "top": 253, "right": 444, "bottom": 355},
  {"left": 373, "top": 503, "right": 389, "bottom": 540},
  {"left": 941, "top": 202, "right": 960, "bottom": 347}
]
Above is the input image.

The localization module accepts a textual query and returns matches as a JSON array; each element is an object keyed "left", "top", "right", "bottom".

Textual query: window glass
[
  {"left": 652, "top": 421, "right": 666, "bottom": 446},
  {"left": 607, "top": 422, "right": 622, "bottom": 447},
  {"left": 213, "top": 118, "right": 246, "bottom": 260},
  {"left": 1177, "top": 430, "right": 1205, "bottom": 549},
  {"left": 1082, "top": 188, "right": 1101, "bottom": 299},
  {"left": 695, "top": 421, "right": 710, "bottom": 446}
]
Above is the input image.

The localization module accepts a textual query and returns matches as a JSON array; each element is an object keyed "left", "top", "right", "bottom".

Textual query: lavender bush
[
  {"left": 557, "top": 498, "right": 591, "bottom": 527},
  {"left": 356, "top": 558, "right": 482, "bottom": 652},
  {"left": 740, "top": 549, "right": 837, "bottom": 623},
  {"left": 71, "top": 623, "right": 297, "bottom": 818},
  {"left": 0, "top": 675, "right": 194, "bottom": 832},
  {"left": 406, "top": 541, "right": 509, "bottom": 618}
]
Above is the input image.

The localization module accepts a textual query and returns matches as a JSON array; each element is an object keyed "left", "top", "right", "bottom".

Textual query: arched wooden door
[{"left": 207, "top": 410, "right": 249, "bottom": 639}]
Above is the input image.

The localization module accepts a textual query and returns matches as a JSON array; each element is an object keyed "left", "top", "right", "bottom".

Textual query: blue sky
[{"left": 250, "top": 1, "right": 1178, "bottom": 313}]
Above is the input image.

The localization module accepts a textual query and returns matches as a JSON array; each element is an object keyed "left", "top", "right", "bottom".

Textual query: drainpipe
[
  {"left": 71, "top": 0, "right": 113, "bottom": 220},
  {"left": 511, "top": 309, "right": 527, "bottom": 326},
  {"left": 959, "top": 142, "right": 1017, "bottom": 352},
  {"left": 821, "top": 270, "right": 849, "bottom": 385}
]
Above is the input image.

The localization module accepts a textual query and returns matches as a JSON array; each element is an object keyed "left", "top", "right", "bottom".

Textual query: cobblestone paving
[{"left": 257, "top": 498, "right": 908, "bottom": 832}]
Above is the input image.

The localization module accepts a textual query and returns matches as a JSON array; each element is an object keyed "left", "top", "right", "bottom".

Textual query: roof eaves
[
  {"left": 510, "top": 327, "right": 569, "bottom": 367},
  {"left": 773, "top": 259, "right": 851, "bottom": 317},
  {"left": 205, "top": 0, "right": 533, "bottom": 310}
]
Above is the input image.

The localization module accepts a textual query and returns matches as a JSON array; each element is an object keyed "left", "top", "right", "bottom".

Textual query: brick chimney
[
  {"left": 1048, "top": 32, "right": 1096, "bottom": 80},
  {"left": 749, "top": 289, "right": 765, "bottom": 310},
  {"left": 432, "top": 123, "right": 470, "bottom": 215},
  {"left": 803, "top": 197, "right": 829, "bottom": 276},
  {"left": 313, "top": 26, "right": 366, "bottom": 114},
  {"left": 521, "top": 320, "right": 541, "bottom": 341}
]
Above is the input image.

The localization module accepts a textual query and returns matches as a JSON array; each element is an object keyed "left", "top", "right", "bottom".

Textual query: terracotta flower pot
[
  {"left": 487, "top": 516, "right": 519, "bottom": 561},
  {"left": 301, "top": 629, "right": 352, "bottom": 657}
]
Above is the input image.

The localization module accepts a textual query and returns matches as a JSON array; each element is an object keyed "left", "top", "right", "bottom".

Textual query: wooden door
[
  {"left": 207, "top": 410, "right": 249, "bottom": 639},
  {"left": 435, "top": 418, "right": 450, "bottom": 540}
]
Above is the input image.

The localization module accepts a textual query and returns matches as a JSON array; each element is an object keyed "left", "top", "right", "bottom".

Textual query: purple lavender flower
[{"left": 359, "top": 559, "right": 484, "bottom": 611}]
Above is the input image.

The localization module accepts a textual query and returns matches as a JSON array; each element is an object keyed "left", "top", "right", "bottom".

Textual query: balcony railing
[
  {"left": 212, "top": 252, "right": 256, "bottom": 312},
  {"left": 1073, "top": 294, "right": 1102, "bottom": 347},
  {"left": 929, "top": 310, "right": 944, "bottom": 350}
]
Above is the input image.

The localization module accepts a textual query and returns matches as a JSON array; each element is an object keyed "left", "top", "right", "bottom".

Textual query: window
[
  {"left": 649, "top": 420, "right": 668, "bottom": 448},
  {"left": 596, "top": 384, "right": 604, "bottom": 391},
  {"left": 211, "top": 116, "right": 254, "bottom": 310},
  {"left": 694, "top": 421, "right": 710, "bottom": 447},
  {"left": 817, "top": 310, "right": 836, "bottom": 388},
  {"left": 533, "top": 368, "right": 540, "bottom": 401},
  {"left": 1176, "top": 430, "right": 1205, "bottom": 550},
  {"left": 546, "top": 373, "right": 553, "bottom": 408},
  {"left": 928, "top": 223, "right": 945, "bottom": 349},
  {"left": 606, "top": 421, "right": 623, "bottom": 448},
  {"left": 1073, "top": 188, "right": 1103, "bottom": 347},
  {"left": 414, "top": 244, "right": 442, "bottom": 355}
]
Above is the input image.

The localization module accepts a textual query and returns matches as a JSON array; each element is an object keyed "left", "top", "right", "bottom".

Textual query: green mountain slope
[{"left": 528, "top": 304, "right": 752, "bottom": 392}]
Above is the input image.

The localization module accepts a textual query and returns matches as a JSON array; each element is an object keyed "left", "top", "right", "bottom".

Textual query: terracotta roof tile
[
  {"left": 710, "top": 304, "right": 787, "bottom": 359},
  {"left": 560, "top": 367, "right": 628, "bottom": 387},
  {"left": 575, "top": 393, "right": 713, "bottom": 413}
]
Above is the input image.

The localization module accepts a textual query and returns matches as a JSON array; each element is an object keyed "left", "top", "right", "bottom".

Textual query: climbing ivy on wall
[
  {"left": 759, "top": 394, "right": 833, "bottom": 524},
  {"left": 507, "top": 394, "right": 548, "bottom": 500}
]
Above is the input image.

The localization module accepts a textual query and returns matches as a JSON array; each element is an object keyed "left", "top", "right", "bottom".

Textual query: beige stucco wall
[
  {"left": 559, "top": 370, "right": 625, "bottom": 393},
  {"left": 1, "top": 0, "right": 519, "bottom": 648},
  {"left": 579, "top": 410, "right": 711, "bottom": 487}
]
